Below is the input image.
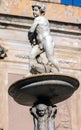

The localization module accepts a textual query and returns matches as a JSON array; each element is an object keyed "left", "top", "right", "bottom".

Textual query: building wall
[
  {"left": 0, "top": 1, "right": 81, "bottom": 130},
  {"left": 0, "top": 0, "right": 81, "bottom": 23}
]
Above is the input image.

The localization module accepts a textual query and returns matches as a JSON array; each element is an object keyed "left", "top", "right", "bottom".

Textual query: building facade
[{"left": 0, "top": 0, "right": 81, "bottom": 130}]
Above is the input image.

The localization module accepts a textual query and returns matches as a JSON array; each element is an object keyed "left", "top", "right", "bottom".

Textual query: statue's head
[
  {"left": 36, "top": 104, "right": 47, "bottom": 117},
  {"left": 32, "top": 2, "right": 46, "bottom": 17}
]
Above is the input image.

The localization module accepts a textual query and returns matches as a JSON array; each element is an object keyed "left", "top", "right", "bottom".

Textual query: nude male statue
[{"left": 28, "top": 2, "right": 60, "bottom": 72}]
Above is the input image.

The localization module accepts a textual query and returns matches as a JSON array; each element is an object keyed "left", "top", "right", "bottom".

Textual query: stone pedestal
[{"left": 8, "top": 74, "right": 79, "bottom": 130}]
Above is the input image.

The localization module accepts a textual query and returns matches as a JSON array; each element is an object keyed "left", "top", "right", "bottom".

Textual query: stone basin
[{"left": 8, "top": 74, "right": 79, "bottom": 106}]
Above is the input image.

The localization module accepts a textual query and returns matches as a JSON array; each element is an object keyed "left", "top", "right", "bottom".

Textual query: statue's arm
[
  {"left": 30, "top": 107, "right": 38, "bottom": 119},
  {"left": 29, "top": 18, "right": 38, "bottom": 33},
  {"left": 48, "top": 105, "right": 57, "bottom": 119},
  {"left": 28, "top": 18, "right": 38, "bottom": 44}
]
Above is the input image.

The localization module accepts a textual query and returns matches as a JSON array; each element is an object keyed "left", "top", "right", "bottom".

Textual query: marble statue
[
  {"left": 30, "top": 104, "right": 57, "bottom": 130},
  {"left": 28, "top": 2, "right": 60, "bottom": 73}
]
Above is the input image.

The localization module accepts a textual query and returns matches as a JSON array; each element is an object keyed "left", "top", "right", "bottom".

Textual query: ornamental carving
[{"left": 0, "top": 45, "right": 7, "bottom": 59}]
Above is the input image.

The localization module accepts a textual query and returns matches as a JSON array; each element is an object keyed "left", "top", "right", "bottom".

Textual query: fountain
[{"left": 8, "top": 2, "right": 79, "bottom": 130}]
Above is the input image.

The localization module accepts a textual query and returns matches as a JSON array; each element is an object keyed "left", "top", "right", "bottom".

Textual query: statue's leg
[
  {"left": 44, "top": 43, "right": 60, "bottom": 72},
  {"left": 29, "top": 45, "right": 42, "bottom": 60},
  {"left": 29, "top": 45, "right": 43, "bottom": 65},
  {"left": 29, "top": 45, "right": 47, "bottom": 73}
]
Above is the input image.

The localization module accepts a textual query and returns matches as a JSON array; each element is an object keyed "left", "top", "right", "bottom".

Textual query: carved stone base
[
  {"left": 8, "top": 74, "right": 79, "bottom": 130},
  {"left": 30, "top": 103, "right": 57, "bottom": 130}
]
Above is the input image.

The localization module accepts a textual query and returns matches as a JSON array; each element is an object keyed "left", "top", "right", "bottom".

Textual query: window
[{"left": 61, "top": 0, "right": 81, "bottom": 7}]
